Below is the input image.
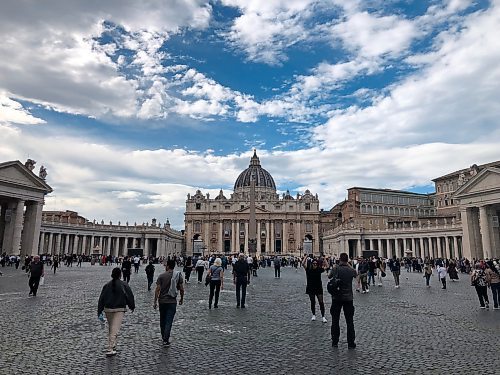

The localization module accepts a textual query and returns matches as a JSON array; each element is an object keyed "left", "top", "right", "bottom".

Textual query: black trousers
[
  {"left": 274, "top": 266, "right": 281, "bottom": 278},
  {"left": 236, "top": 277, "right": 247, "bottom": 307},
  {"left": 209, "top": 280, "right": 221, "bottom": 307},
  {"left": 147, "top": 276, "right": 154, "bottom": 290},
  {"left": 330, "top": 300, "right": 355, "bottom": 345},
  {"left": 28, "top": 276, "right": 41, "bottom": 296},
  {"left": 123, "top": 272, "right": 131, "bottom": 283},
  {"left": 196, "top": 266, "right": 204, "bottom": 282}
]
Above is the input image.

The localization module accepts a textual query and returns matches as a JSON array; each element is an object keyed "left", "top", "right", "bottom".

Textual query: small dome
[{"left": 234, "top": 150, "right": 276, "bottom": 193}]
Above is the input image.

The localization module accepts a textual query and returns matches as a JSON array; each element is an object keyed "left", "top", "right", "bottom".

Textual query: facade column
[
  {"left": 144, "top": 237, "right": 149, "bottom": 257},
  {"left": 436, "top": 237, "right": 442, "bottom": 258},
  {"left": 453, "top": 236, "right": 459, "bottom": 259},
  {"left": 270, "top": 221, "right": 274, "bottom": 253},
  {"left": 64, "top": 234, "right": 69, "bottom": 254},
  {"left": 55, "top": 233, "right": 62, "bottom": 255},
  {"left": 8, "top": 199, "right": 25, "bottom": 255},
  {"left": 244, "top": 222, "right": 249, "bottom": 253},
  {"left": 377, "top": 239, "right": 382, "bottom": 254},
  {"left": 48, "top": 232, "right": 54, "bottom": 255},
  {"left": 219, "top": 221, "right": 224, "bottom": 253},
  {"left": 445, "top": 236, "right": 450, "bottom": 259},
  {"left": 72, "top": 235, "right": 79, "bottom": 254},
  {"left": 479, "top": 205, "right": 492, "bottom": 259},
  {"left": 419, "top": 238, "right": 424, "bottom": 259},
  {"left": 232, "top": 221, "right": 237, "bottom": 253},
  {"left": 257, "top": 221, "right": 261, "bottom": 256},
  {"left": 356, "top": 238, "right": 362, "bottom": 257},
  {"left": 265, "top": 221, "right": 270, "bottom": 254},
  {"left": 460, "top": 207, "right": 480, "bottom": 260},
  {"left": 20, "top": 201, "right": 43, "bottom": 256}
]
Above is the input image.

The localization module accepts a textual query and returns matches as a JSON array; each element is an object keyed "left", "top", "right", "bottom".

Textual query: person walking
[
  {"left": 485, "top": 260, "right": 500, "bottom": 309},
  {"left": 121, "top": 256, "right": 132, "bottom": 284},
  {"left": 389, "top": 256, "right": 401, "bottom": 288},
  {"left": 274, "top": 256, "right": 281, "bottom": 278},
  {"left": 424, "top": 263, "right": 433, "bottom": 287},
  {"left": 358, "top": 258, "right": 369, "bottom": 293},
  {"left": 183, "top": 256, "right": 193, "bottom": 283},
  {"left": 471, "top": 264, "right": 490, "bottom": 309},
  {"left": 97, "top": 267, "right": 135, "bottom": 357},
  {"left": 376, "top": 257, "right": 385, "bottom": 286},
  {"left": 302, "top": 255, "right": 327, "bottom": 322},
  {"left": 145, "top": 261, "right": 155, "bottom": 291},
  {"left": 207, "top": 258, "right": 224, "bottom": 309},
  {"left": 133, "top": 255, "right": 140, "bottom": 274},
  {"left": 328, "top": 252, "right": 357, "bottom": 349},
  {"left": 195, "top": 257, "right": 206, "bottom": 283},
  {"left": 233, "top": 253, "right": 250, "bottom": 308},
  {"left": 51, "top": 256, "right": 59, "bottom": 274},
  {"left": 28, "top": 255, "right": 44, "bottom": 297},
  {"left": 367, "top": 257, "right": 376, "bottom": 287},
  {"left": 154, "top": 259, "right": 184, "bottom": 347},
  {"left": 437, "top": 264, "right": 447, "bottom": 289}
]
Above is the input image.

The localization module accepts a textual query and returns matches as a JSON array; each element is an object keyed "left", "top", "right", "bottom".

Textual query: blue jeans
[
  {"left": 367, "top": 271, "right": 375, "bottom": 285},
  {"left": 491, "top": 283, "right": 500, "bottom": 308},
  {"left": 159, "top": 303, "right": 177, "bottom": 342}
]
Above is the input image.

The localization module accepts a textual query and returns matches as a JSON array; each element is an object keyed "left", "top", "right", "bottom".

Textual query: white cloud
[
  {"left": 0, "top": 94, "right": 45, "bottom": 125},
  {"left": 0, "top": 0, "right": 212, "bottom": 120}
]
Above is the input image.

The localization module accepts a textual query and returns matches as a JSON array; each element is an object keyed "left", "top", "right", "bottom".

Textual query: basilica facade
[{"left": 184, "top": 151, "right": 320, "bottom": 256}]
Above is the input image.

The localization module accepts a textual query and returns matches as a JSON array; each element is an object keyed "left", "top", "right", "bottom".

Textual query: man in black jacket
[
  {"left": 328, "top": 253, "right": 357, "bottom": 349},
  {"left": 28, "top": 256, "right": 44, "bottom": 297},
  {"left": 232, "top": 253, "right": 250, "bottom": 308},
  {"left": 121, "top": 256, "right": 132, "bottom": 283},
  {"left": 145, "top": 261, "right": 155, "bottom": 291}
]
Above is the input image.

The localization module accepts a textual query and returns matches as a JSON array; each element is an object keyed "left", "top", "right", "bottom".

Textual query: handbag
[
  {"left": 381, "top": 271, "right": 386, "bottom": 278},
  {"left": 39, "top": 276, "right": 45, "bottom": 286},
  {"left": 205, "top": 273, "right": 211, "bottom": 286}
]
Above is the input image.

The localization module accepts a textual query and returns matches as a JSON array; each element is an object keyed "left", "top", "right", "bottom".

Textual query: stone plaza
[{"left": 1, "top": 263, "right": 499, "bottom": 375}]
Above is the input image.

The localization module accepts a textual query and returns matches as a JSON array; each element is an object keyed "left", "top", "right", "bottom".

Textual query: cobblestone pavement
[{"left": 0, "top": 263, "right": 499, "bottom": 375}]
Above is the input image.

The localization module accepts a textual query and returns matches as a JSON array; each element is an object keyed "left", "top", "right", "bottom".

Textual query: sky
[{"left": 1, "top": 0, "right": 499, "bottom": 230}]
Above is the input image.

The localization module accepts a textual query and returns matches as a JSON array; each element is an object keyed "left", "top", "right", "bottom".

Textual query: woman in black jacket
[{"left": 98, "top": 267, "right": 135, "bottom": 357}]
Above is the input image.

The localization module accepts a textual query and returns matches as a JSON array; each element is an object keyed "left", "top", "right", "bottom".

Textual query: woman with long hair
[
  {"left": 485, "top": 260, "right": 500, "bottom": 310},
  {"left": 98, "top": 267, "right": 135, "bottom": 357}
]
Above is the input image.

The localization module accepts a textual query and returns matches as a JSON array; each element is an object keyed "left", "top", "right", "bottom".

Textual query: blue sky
[{"left": 1, "top": 0, "right": 499, "bottom": 229}]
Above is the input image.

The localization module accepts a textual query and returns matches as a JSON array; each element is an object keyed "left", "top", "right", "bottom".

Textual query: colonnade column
[
  {"left": 453, "top": 236, "right": 459, "bottom": 259},
  {"left": 445, "top": 236, "right": 450, "bottom": 259},
  {"left": 55, "top": 234, "right": 62, "bottom": 255},
  {"left": 419, "top": 238, "right": 424, "bottom": 258},
  {"left": 270, "top": 221, "right": 274, "bottom": 253},
  {"left": 265, "top": 222, "right": 270, "bottom": 254},
  {"left": 72, "top": 235, "right": 79, "bottom": 254},
  {"left": 82, "top": 235, "right": 87, "bottom": 255},
  {"left": 436, "top": 237, "right": 442, "bottom": 258},
  {"left": 64, "top": 234, "right": 69, "bottom": 254},
  {"left": 479, "top": 206, "right": 491, "bottom": 259},
  {"left": 244, "top": 222, "right": 249, "bottom": 253},
  {"left": 232, "top": 222, "right": 237, "bottom": 253},
  {"left": 20, "top": 201, "right": 43, "bottom": 256},
  {"left": 47, "top": 233, "right": 54, "bottom": 255}
]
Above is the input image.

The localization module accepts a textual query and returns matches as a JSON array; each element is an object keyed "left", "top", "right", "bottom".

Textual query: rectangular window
[
  {"left": 195, "top": 203, "right": 201, "bottom": 210},
  {"left": 213, "top": 205, "right": 217, "bottom": 210},
  {"left": 225, "top": 205, "right": 230, "bottom": 210},
  {"left": 305, "top": 203, "right": 311, "bottom": 210},
  {"left": 261, "top": 205, "right": 265, "bottom": 209},
  {"left": 194, "top": 222, "right": 201, "bottom": 232},
  {"left": 241, "top": 205, "right": 244, "bottom": 209}
]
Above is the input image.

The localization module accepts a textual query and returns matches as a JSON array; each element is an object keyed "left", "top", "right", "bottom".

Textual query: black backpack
[{"left": 327, "top": 266, "right": 342, "bottom": 296}]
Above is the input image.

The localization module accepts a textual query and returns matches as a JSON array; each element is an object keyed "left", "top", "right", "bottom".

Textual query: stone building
[
  {"left": 0, "top": 160, "right": 52, "bottom": 256},
  {"left": 322, "top": 161, "right": 500, "bottom": 260},
  {"left": 184, "top": 151, "right": 320, "bottom": 256},
  {"left": 39, "top": 211, "right": 184, "bottom": 258}
]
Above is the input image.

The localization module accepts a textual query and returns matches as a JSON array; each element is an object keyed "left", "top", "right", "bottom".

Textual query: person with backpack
[
  {"left": 97, "top": 267, "right": 135, "bottom": 357},
  {"left": 207, "top": 258, "right": 224, "bottom": 309},
  {"left": 154, "top": 259, "right": 184, "bottom": 346},
  {"left": 328, "top": 252, "right": 357, "bottom": 349},
  {"left": 471, "top": 264, "right": 490, "bottom": 309},
  {"left": 302, "top": 255, "right": 327, "bottom": 323}
]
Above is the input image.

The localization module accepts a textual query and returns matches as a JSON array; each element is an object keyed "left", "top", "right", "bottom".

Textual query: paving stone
[{"left": 0, "top": 265, "right": 499, "bottom": 374}]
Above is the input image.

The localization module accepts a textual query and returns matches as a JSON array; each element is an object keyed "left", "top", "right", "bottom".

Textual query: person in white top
[
  {"left": 133, "top": 256, "right": 141, "bottom": 273},
  {"left": 436, "top": 264, "right": 447, "bottom": 289},
  {"left": 195, "top": 257, "right": 206, "bottom": 283}
]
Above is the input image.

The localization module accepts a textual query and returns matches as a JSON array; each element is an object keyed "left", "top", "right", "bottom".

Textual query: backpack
[{"left": 327, "top": 266, "right": 342, "bottom": 296}]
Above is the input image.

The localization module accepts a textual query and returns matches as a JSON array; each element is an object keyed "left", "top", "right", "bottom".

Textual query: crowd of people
[{"left": 2, "top": 250, "right": 498, "bottom": 356}]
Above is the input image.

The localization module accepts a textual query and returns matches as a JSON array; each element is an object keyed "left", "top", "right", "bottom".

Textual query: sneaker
[
  {"left": 163, "top": 341, "right": 171, "bottom": 347},
  {"left": 106, "top": 350, "right": 117, "bottom": 357},
  {"left": 311, "top": 315, "right": 316, "bottom": 321},
  {"left": 485, "top": 303, "right": 489, "bottom": 309},
  {"left": 366, "top": 289, "right": 370, "bottom": 293},
  {"left": 480, "top": 306, "right": 485, "bottom": 309},
  {"left": 493, "top": 307, "right": 499, "bottom": 310},
  {"left": 322, "top": 317, "right": 327, "bottom": 323},
  {"left": 378, "top": 283, "right": 382, "bottom": 287}
]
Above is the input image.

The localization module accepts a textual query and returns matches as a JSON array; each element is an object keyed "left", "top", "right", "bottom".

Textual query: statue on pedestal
[
  {"left": 24, "top": 159, "right": 36, "bottom": 171},
  {"left": 39, "top": 165, "right": 47, "bottom": 180}
]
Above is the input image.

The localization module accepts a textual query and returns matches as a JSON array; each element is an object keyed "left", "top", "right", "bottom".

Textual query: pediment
[
  {"left": 0, "top": 160, "right": 52, "bottom": 193},
  {"left": 454, "top": 167, "right": 500, "bottom": 198}
]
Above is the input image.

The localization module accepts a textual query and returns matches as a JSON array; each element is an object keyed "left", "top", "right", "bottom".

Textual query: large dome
[{"left": 234, "top": 151, "right": 276, "bottom": 193}]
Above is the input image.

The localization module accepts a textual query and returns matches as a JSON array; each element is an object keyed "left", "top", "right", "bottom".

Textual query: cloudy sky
[{"left": 1, "top": 0, "right": 499, "bottom": 229}]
